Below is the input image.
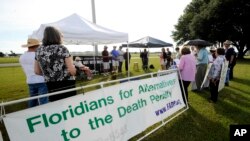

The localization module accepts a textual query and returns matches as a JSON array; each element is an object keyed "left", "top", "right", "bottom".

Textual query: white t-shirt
[
  {"left": 19, "top": 52, "right": 45, "bottom": 84},
  {"left": 117, "top": 50, "right": 124, "bottom": 62},
  {"left": 74, "top": 61, "right": 84, "bottom": 68}
]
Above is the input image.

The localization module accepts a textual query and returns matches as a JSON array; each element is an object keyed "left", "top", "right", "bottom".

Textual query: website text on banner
[{"left": 3, "top": 72, "right": 185, "bottom": 141}]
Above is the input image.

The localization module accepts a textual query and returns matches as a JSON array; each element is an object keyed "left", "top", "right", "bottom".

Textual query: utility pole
[{"left": 91, "top": 0, "right": 98, "bottom": 56}]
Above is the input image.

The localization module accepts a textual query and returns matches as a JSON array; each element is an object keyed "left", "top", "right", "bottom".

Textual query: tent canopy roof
[
  {"left": 30, "top": 13, "right": 128, "bottom": 45},
  {"left": 122, "top": 36, "right": 173, "bottom": 48}
]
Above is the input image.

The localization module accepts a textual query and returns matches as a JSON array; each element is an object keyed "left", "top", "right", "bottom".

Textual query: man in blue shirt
[
  {"left": 195, "top": 46, "right": 209, "bottom": 91},
  {"left": 110, "top": 46, "right": 119, "bottom": 73}
]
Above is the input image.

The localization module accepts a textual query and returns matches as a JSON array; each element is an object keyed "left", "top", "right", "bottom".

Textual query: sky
[{"left": 0, "top": 0, "right": 192, "bottom": 54}]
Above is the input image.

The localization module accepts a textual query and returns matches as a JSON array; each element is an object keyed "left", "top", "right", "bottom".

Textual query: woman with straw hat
[{"left": 20, "top": 38, "right": 48, "bottom": 107}]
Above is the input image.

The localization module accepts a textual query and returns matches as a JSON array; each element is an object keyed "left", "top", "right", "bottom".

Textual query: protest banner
[
  {"left": 201, "top": 63, "right": 212, "bottom": 89},
  {"left": 218, "top": 61, "right": 229, "bottom": 91},
  {"left": 3, "top": 72, "right": 185, "bottom": 141},
  {"left": 0, "top": 131, "right": 3, "bottom": 141},
  {"left": 191, "top": 63, "right": 212, "bottom": 91}
]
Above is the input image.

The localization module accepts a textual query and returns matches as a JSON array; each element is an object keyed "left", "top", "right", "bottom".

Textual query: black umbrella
[
  {"left": 184, "top": 39, "right": 212, "bottom": 47},
  {"left": 122, "top": 36, "right": 173, "bottom": 48}
]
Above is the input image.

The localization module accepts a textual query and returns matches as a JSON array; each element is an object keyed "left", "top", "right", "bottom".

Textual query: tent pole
[
  {"left": 93, "top": 44, "right": 97, "bottom": 75},
  {"left": 127, "top": 41, "right": 130, "bottom": 78},
  {"left": 91, "top": 0, "right": 98, "bottom": 58}
]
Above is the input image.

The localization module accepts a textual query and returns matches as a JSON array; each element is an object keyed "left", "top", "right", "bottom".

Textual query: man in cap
[
  {"left": 20, "top": 38, "right": 48, "bottom": 107},
  {"left": 110, "top": 46, "right": 119, "bottom": 73},
  {"left": 102, "top": 46, "right": 110, "bottom": 76},
  {"left": 223, "top": 40, "right": 237, "bottom": 85},
  {"left": 208, "top": 46, "right": 216, "bottom": 63},
  {"left": 117, "top": 46, "right": 124, "bottom": 73}
]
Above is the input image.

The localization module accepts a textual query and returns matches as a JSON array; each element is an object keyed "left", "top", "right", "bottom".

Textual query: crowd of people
[
  {"left": 101, "top": 45, "right": 131, "bottom": 76},
  {"left": 19, "top": 26, "right": 237, "bottom": 107},
  {"left": 176, "top": 40, "right": 237, "bottom": 104},
  {"left": 154, "top": 40, "right": 237, "bottom": 104}
]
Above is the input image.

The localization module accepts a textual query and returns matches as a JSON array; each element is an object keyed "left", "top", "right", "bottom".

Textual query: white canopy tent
[
  {"left": 29, "top": 13, "right": 128, "bottom": 45},
  {"left": 29, "top": 13, "right": 128, "bottom": 75}
]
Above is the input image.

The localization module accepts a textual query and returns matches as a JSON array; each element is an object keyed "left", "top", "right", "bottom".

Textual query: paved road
[
  {"left": 0, "top": 63, "right": 20, "bottom": 67},
  {"left": 0, "top": 57, "right": 159, "bottom": 68}
]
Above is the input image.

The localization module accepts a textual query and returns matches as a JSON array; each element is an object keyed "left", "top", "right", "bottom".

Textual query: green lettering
[
  {"left": 89, "top": 101, "right": 98, "bottom": 110},
  {"left": 117, "top": 106, "right": 126, "bottom": 118},
  {"left": 138, "top": 85, "right": 145, "bottom": 94},
  {"left": 74, "top": 102, "right": 85, "bottom": 115},
  {"left": 62, "top": 109, "right": 69, "bottom": 120},
  {"left": 105, "top": 114, "right": 113, "bottom": 124},
  {"left": 42, "top": 113, "right": 49, "bottom": 127},
  {"left": 107, "top": 96, "right": 114, "bottom": 104},
  {"left": 132, "top": 103, "right": 139, "bottom": 111},
  {"left": 26, "top": 115, "right": 42, "bottom": 133},
  {"left": 49, "top": 113, "right": 62, "bottom": 124}
]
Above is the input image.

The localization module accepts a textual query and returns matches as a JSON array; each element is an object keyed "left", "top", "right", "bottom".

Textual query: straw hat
[
  {"left": 210, "top": 46, "right": 216, "bottom": 52},
  {"left": 75, "top": 57, "right": 81, "bottom": 61},
  {"left": 21, "top": 38, "right": 40, "bottom": 47},
  {"left": 223, "top": 40, "right": 232, "bottom": 45}
]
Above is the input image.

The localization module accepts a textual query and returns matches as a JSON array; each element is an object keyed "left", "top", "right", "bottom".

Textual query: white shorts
[
  {"left": 112, "top": 60, "right": 119, "bottom": 67},
  {"left": 103, "top": 62, "right": 110, "bottom": 70},
  {"left": 160, "top": 60, "right": 166, "bottom": 65}
]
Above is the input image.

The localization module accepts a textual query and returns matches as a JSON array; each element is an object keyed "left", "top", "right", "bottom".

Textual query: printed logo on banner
[
  {"left": 3, "top": 72, "right": 186, "bottom": 141},
  {"left": 230, "top": 124, "right": 250, "bottom": 141}
]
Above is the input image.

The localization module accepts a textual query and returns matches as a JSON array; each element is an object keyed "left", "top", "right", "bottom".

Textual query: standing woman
[
  {"left": 207, "top": 48, "right": 225, "bottom": 103},
  {"left": 20, "top": 38, "right": 48, "bottom": 107},
  {"left": 159, "top": 48, "right": 167, "bottom": 70},
  {"left": 123, "top": 48, "right": 131, "bottom": 72},
  {"left": 178, "top": 47, "right": 196, "bottom": 104},
  {"left": 35, "top": 26, "right": 76, "bottom": 102}
]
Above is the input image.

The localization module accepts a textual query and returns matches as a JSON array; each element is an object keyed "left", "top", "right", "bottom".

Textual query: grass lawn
[
  {"left": 0, "top": 55, "right": 250, "bottom": 141},
  {"left": 0, "top": 57, "right": 19, "bottom": 64},
  {"left": 132, "top": 58, "right": 250, "bottom": 141}
]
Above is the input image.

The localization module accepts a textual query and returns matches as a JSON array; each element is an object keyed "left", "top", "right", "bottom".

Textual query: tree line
[{"left": 172, "top": 0, "right": 250, "bottom": 59}]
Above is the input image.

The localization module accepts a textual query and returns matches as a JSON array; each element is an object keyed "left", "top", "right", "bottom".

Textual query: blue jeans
[
  {"left": 225, "top": 68, "right": 230, "bottom": 84},
  {"left": 28, "top": 83, "right": 49, "bottom": 107}
]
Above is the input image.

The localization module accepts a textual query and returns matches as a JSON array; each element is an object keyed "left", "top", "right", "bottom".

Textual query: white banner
[
  {"left": 201, "top": 63, "right": 212, "bottom": 89},
  {"left": 191, "top": 63, "right": 212, "bottom": 90},
  {"left": 4, "top": 72, "right": 185, "bottom": 141},
  {"left": 0, "top": 131, "right": 3, "bottom": 141},
  {"left": 218, "top": 61, "right": 229, "bottom": 92}
]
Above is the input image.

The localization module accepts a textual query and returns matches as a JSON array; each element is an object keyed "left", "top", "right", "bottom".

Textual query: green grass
[
  {"left": 130, "top": 58, "right": 250, "bottom": 141},
  {"left": 0, "top": 56, "right": 250, "bottom": 141},
  {"left": 0, "top": 57, "right": 19, "bottom": 64}
]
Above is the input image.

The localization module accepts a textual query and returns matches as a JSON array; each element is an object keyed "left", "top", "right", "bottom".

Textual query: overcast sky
[{"left": 0, "top": 0, "right": 192, "bottom": 53}]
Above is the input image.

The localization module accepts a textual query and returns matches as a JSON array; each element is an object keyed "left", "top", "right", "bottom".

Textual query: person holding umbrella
[
  {"left": 195, "top": 45, "right": 209, "bottom": 91},
  {"left": 185, "top": 39, "right": 211, "bottom": 91}
]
